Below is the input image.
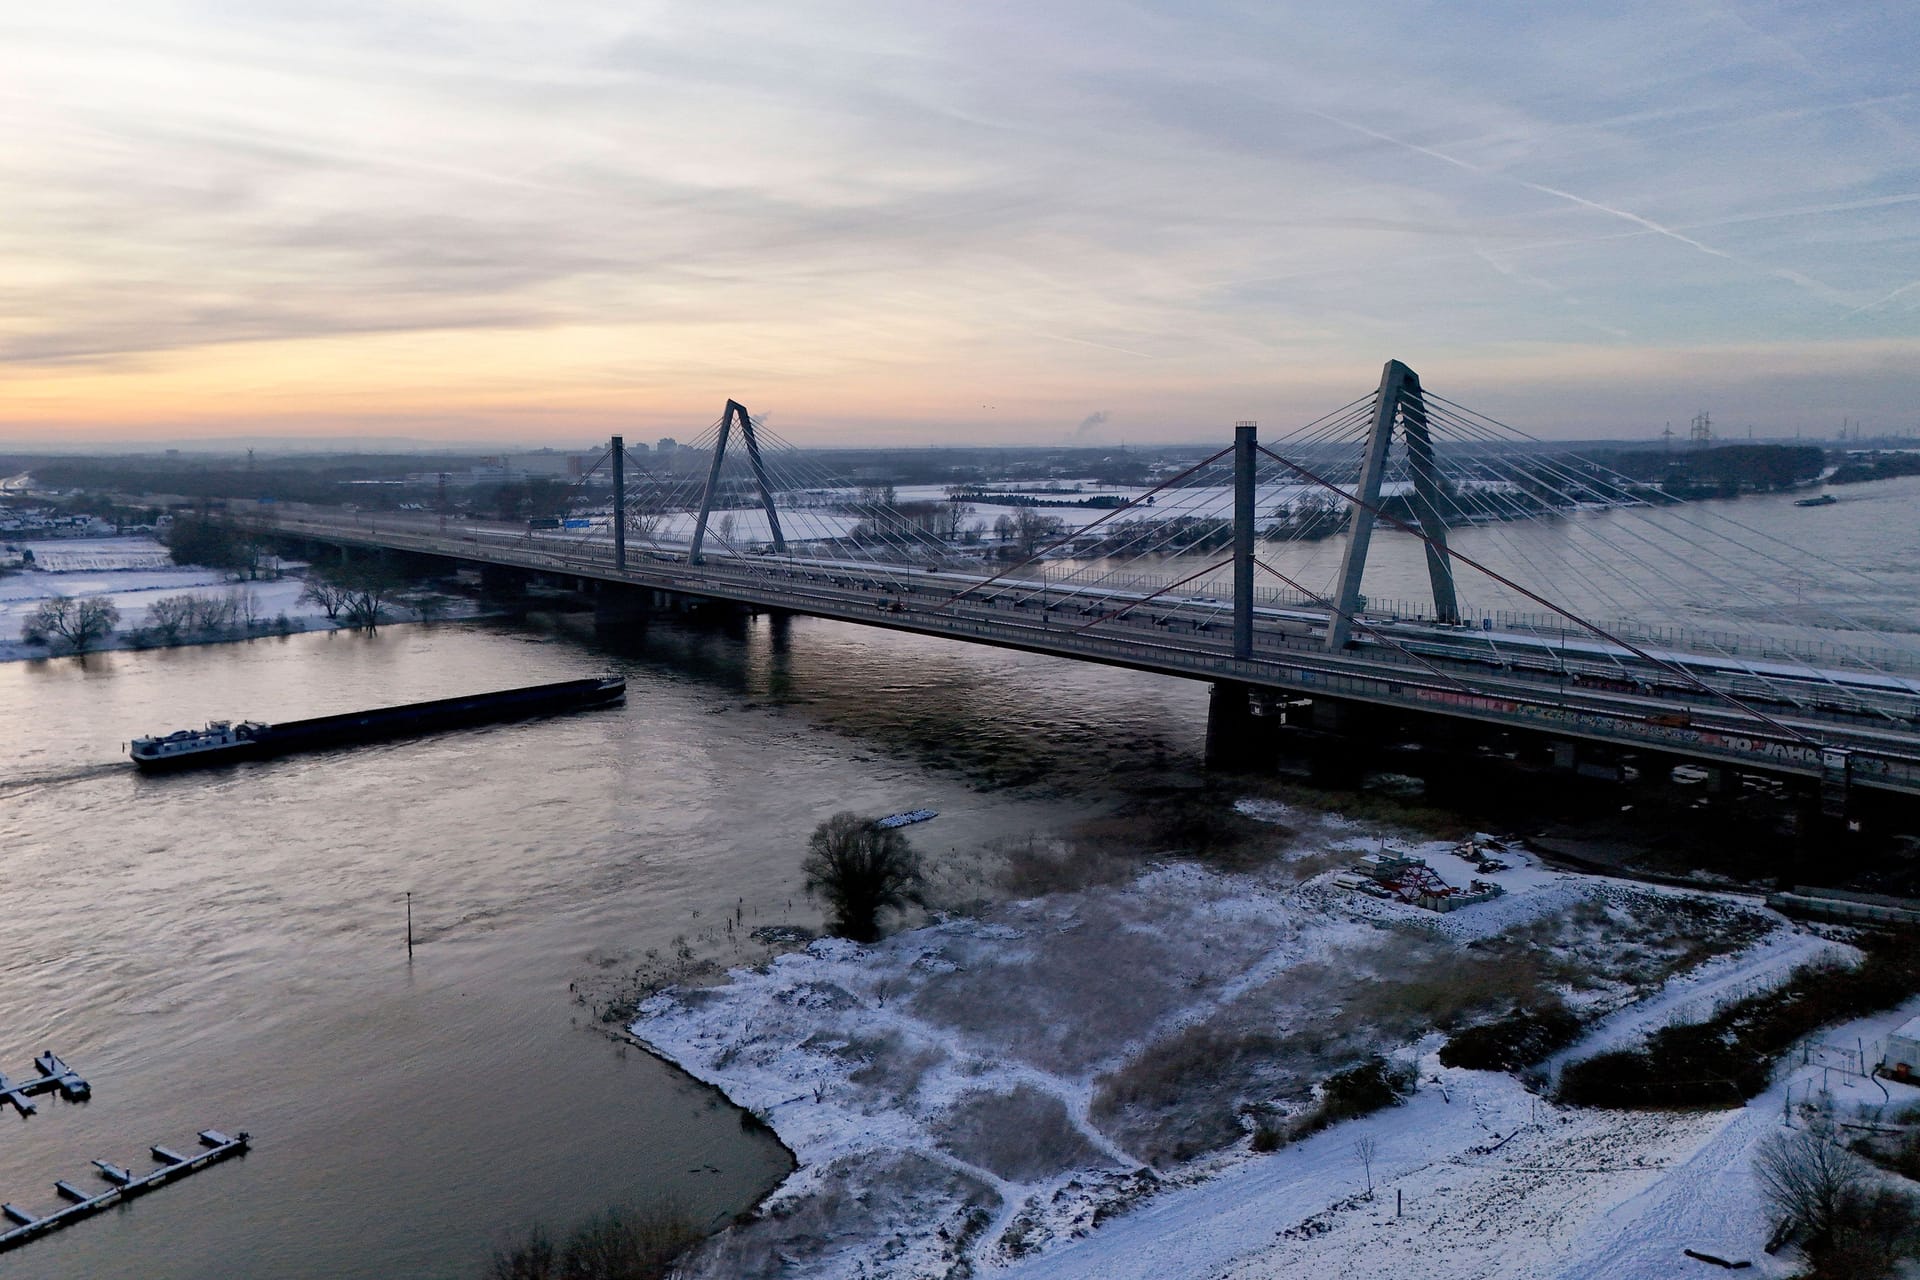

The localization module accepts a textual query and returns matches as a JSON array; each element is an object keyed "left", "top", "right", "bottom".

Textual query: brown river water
[{"left": 0, "top": 611, "right": 1206, "bottom": 1279}]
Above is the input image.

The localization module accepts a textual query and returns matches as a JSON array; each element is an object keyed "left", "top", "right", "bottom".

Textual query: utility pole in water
[{"left": 406, "top": 892, "right": 414, "bottom": 959}]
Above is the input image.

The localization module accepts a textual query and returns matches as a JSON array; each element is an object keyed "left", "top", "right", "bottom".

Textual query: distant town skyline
[{"left": 3, "top": 1, "right": 1915, "bottom": 445}]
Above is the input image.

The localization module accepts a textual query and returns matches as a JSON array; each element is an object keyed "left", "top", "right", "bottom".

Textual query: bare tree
[
  {"left": 192, "top": 591, "right": 238, "bottom": 634},
  {"left": 939, "top": 499, "right": 976, "bottom": 541},
  {"left": 1354, "top": 1135, "right": 1378, "bottom": 1197},
  {"left": 144, "top": 594, "right": 196, "bottom": 644},
  {"left": 1012, "top": 509, "right": 1066, "bottom": 557},
  {"left": 298, "top": 575, "right": 354, "bottom": 622},
  {"left": 236, "top": 587, "right": 262, "bottom": 631},
  {"left": 21, "top": 595, "right": 119, "bottom": 655},
  {"left": 1753, "top": 1122, "right": 1869, "bottom": 1239},
  {"left": 337, "top": 565, "right": 401, "bottom": 630},
  {"left": 801, "top": 812, "right": 925, "bottom": 944},
  {"left": 409, "top": 591, "right": 449, "bottom": 624},
  {"left": 624, "top": 508, "right": 663, "bottom": 541}
]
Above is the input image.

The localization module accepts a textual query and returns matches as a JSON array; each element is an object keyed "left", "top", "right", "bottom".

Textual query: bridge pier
[
  {"left": 593, "top": 583, "right": 652, "bottom": 636},
  {"left": 1309, "top": 698, "right": 1356, "bottom": 735},
  {"left": 1205, "top": 681, "right": 1267, "bottom": 771},
  {"left": 477, "top": 563, "right": 529, "bottom": 599},
  {"left": 1549, "top": 739, "right": 1621, "bottom": 783}
]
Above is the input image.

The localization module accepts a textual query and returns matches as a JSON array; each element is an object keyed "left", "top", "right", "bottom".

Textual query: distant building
[
  {"left": 499, "top": 450, "right": 598, "bottom": 480},
  {"left": 1887, "top": 1014, "right": 1920, "bottom": 1080}
]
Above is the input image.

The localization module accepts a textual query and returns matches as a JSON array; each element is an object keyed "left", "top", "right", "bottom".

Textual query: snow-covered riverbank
[
  {"left": 632, "top": 819, "right": 1842, "bottom": 1279},
  {"left": 0, "top": 537, "right": 475, "bottom": 661}
]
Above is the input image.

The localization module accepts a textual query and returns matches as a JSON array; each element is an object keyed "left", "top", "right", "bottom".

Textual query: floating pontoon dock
[
  {"left": 0, "top": 1052, "right": 91, "bottom": 1116},
  {"left": 0, "top": 1129, "right": 250, "bottom": 1253}
]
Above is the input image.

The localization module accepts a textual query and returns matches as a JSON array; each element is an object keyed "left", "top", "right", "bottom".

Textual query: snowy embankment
[
  {"left": 1003, "top": 928, "right": 1873, "bottom": 1280},
  {"left": 633, "top": 822, "right": 1836, "bottom": 1280},
  {"left": 0, "top": 537, "right": 474, "bottom": 661}
]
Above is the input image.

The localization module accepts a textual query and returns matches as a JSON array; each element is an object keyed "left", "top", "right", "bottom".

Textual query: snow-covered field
[
  {"left": 632, "top": 824, "right": 1849, "bottom": 1279},
  {"left": 0, "top": 537, "right": 470, "bottom": 660}
]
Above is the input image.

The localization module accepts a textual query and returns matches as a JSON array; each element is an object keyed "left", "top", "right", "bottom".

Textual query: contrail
[
  {"left": 1303, "top": 104, "right": 1860, "bottom": 306},
  {"left": 1838, "top": 278, "right": 1920, "bottom": 320},
  {"left": 1516, "top": 180, "right": 1734, "bottom": 261},
  {"left": 1300, "top": 107, "right": 1486, "bottom": 174}
]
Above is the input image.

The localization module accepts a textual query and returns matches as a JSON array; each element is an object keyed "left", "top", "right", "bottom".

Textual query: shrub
[
  {"left": 1440, "top": 1003, "right": 1583, "bottom": 1072},
  {"left": 488, "top": 1203, "right": 698, "bottom": 1280},
  {"left": 1852, "top": 1124, "right": 1920, "bottom": 1182},
  {"left": 998, "top": 833, "right": 1142, "bottom": 896},
  {"left": 1815, "top": 1185, "right": 1920, "bottom": 1279},
  {"left": 1558, "top": 932, "right": 1920, "bottom": 1108},
  {"left": 1315, "top": 1055, "right": 1411, "bottom": 1125},
  {"left": 932, "top": 1086, "right": 1109, "bottom": 1181},
  {"left": 1091, "top": 1026, "right": 1290, "bottom": 1166},
  {"left": 1281, "top": 1055, "right": 1416, "bottom": 1144}
]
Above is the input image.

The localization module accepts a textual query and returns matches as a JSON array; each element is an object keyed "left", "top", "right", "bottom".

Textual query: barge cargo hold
[{"left": 129, "top": 676, "right": 626, "bottom": 772}]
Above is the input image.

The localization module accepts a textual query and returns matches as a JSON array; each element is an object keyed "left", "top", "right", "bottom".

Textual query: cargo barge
[{"left": 129, "top": 676, "right": 625, "bottom": 772}]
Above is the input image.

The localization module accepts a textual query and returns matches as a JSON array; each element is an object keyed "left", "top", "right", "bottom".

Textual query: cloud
[{"left": 0, "top": 0, "right": 1914, "bottom": 441}]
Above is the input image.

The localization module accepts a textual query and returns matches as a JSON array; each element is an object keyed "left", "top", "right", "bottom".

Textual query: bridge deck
[{"left": 258, "top": 508, "right": 1920, "bottom": 799}]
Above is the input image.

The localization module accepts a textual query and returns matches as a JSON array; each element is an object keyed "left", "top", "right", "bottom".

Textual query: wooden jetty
[
  {"left": 0, "top": 1052, "right": 90, "bottom": 1117},
  {"left": 0, "top": 1129, "right": 250, "bottom": 1254}
]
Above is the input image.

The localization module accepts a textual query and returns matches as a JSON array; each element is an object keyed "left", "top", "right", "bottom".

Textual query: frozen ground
[
  {"left": 634, "top": 823, "right": 1828, "bottom": 1279},
  {"left": 0, "top": 537, "right": 473, "bottom": 661},
  {"left": 1003, "top": 942, "right": 1899, "bottom": 1280}
]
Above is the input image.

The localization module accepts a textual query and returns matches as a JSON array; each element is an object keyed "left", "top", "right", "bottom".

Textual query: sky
[{"left": 1, "top": 0, "right": 1916, "bottom": 447}]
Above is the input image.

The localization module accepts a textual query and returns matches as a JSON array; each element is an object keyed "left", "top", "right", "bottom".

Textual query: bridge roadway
[{"left": 257, "top": 506, "right": 1920, "bottom": 801}]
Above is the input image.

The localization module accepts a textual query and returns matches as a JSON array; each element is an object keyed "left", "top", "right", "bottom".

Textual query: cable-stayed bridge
[{"left": 252, "top": 361, "right": 1920, "bottom": 814}]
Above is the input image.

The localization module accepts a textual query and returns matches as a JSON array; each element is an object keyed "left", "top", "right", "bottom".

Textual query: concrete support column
[
  {"left": 593, "top": 582, "right": 650, "bottom": 634},
  {"left": 1551, "top": 739, "right": 1622, "bottom": 782},
  {"left": 1205, "top": 681, "right": 1262, "bottom": 770},
  {"left": 478, "top": 563, "right": 525, "bottom": 598},
  {"left": 1311, "top": 698, "right": 1355, "bottom": 735}
]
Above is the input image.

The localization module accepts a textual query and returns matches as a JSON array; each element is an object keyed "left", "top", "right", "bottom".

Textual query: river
[
  {"left": 0, "top": 612, "right": 1208, "bottom": 1279},
  {"left": 1059, "top": 475, "right": 1920, "bottom": 664}
]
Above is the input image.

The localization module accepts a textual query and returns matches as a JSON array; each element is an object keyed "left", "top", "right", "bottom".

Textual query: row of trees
[
  {"left": 18, "top": 565, "right": 428, "bottom": 657},
  {"left": 842, "top": 488, "right": 979, "bottom": 544},
  {"left": 166, "top": 514, "right": 280, "bottom": 579},
  {"left": 1582, "top": 443, "right": 1826, "bottom": 497},
  {"left": 991, "top": 509, "right": 1066, "bottom": 556},
  {"left": 297, "top": 563, "right": 417, "bottom": 630},
  {"left": 131, "top": 590, "right": 296, "bottom": 647}
]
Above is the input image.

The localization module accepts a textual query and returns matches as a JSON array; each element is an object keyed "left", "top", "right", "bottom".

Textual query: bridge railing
[
  {"left": 269, "top": 505, "right": 1919, "bottom": 679},
  {"left": 257, "top": 510, "right": 1920, "bottom": 787}
]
